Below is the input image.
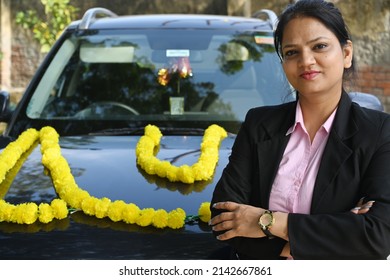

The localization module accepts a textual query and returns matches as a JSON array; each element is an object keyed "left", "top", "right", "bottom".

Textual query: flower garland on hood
[
  {"left": 0, "top": 126, "right": 214, "bottom": 228},
  {"left": 136, "top": 124, "right": 228, "bottom": 183},
  {"left": 0, "top": 128, "right": 68, "bottom": 224}
]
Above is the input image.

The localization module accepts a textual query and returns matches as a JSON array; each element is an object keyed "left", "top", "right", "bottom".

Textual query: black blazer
[{"left": 211, "top": 92, "right": 390, "bottom": 259}]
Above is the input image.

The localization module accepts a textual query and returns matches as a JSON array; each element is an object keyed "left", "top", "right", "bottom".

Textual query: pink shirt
[{"left": 269, "top": 103, "right": 337, "bottom": 214}]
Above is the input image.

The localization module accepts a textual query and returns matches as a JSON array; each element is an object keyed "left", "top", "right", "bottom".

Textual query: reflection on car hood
[
  {"left": 0, "top": 135, "right": 234, "bottom": 259},
  {"left": 58, "top": 135, "right": 233, "bottom": 214}
]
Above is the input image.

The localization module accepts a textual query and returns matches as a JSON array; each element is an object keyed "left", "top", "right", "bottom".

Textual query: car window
[{"left": 24, "top": 29, "right": 293, "bottom": 134}]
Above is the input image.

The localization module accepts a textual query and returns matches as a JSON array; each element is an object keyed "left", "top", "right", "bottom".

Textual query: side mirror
[
  {"left": 348, "top": 92, "right": 384, "bottom": 112},
  {"left": 0, "top": 90, "right": 12, "bottom": 122}
]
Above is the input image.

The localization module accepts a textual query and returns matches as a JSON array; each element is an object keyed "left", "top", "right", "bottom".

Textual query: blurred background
[{"left": 1, "top": 0, "right": 389, "bottom": 112}]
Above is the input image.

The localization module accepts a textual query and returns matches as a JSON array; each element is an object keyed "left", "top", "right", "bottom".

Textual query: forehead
[{"left": 282, "top": 16, "right": 336, "bottom": 44}]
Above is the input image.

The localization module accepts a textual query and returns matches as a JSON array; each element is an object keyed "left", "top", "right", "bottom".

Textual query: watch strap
[{"left": 261, "top": 227, "right": 276, "bottom": 239}]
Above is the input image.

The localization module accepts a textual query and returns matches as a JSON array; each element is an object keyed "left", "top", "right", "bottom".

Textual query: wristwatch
[{"left": 258, "top": 210, "right": 275, "bottom": 238}]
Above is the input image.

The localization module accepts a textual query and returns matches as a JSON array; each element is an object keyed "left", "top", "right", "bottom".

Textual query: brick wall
[{"left": 356, "top": 65, "right": 390, "bottom": 112}]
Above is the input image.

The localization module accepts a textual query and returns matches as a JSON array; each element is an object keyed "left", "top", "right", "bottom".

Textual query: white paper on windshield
[{"left": 166, "top": 49, "right": 190, "bottom": 57}]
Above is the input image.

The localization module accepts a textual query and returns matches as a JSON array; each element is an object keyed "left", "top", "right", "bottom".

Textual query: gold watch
[{"left": 258, "top": 210, "right": 275, "bottom": 238}]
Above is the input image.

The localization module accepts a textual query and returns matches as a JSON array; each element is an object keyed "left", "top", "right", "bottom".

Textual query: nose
[{"left": 298, "top": 49, "right": 316, "bottom": 67}]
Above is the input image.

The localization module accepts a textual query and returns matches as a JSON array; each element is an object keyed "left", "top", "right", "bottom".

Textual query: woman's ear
[{"left": 343, "top": 40, "right": 353, "bottom": 69}]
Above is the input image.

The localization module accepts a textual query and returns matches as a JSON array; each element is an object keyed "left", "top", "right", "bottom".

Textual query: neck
[{"left": 298, "top": 91, "right": 341, "bottom": 142}]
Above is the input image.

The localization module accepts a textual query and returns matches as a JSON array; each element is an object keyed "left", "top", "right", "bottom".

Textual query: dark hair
[{"left": 274, "top": 0, "right": 356, "bottom": 81}]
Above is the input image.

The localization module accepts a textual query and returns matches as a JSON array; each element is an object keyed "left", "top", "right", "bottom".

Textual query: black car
[{"left": 0, "top": 8, "right": 383, "bottom": 259}]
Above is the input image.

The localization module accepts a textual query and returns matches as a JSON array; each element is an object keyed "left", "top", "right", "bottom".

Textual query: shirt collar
[{"left": 286, "top": 102, "right": 337, "bottom": 136}]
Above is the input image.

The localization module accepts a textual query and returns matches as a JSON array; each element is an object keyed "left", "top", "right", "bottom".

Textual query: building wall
[
  {"left": 338, "top": 0, "right": 390, "bottom": 112},
  {"left": 1, "top": 0, "right": 390, "bottom": 111}
]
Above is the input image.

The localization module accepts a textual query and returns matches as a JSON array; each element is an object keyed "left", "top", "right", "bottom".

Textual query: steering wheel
[{"left": 74, "top": 101, "right": 139, "bottom": 118}]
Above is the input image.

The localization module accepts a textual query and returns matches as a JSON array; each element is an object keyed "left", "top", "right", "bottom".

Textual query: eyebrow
[{"left": 282, "top": 36, "right": 330, "bottom": 49}]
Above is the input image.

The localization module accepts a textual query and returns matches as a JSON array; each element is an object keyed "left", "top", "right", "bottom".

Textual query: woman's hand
[
  {"left": 350, "top": 198, "right": 375, "bottom": 214},
  {"left": 280, "top": 243, "right": 293, "bottom": 259},
  {"left": 209, "top": 201, "right": 265, "bottom": 241},
  {"left": 280, "top": 198, "right": 375, "bottom": 260}
]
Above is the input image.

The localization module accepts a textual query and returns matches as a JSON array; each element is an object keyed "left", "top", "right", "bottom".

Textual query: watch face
[{"left": 260, "top": 213, "right": 272, "bottom": 226}]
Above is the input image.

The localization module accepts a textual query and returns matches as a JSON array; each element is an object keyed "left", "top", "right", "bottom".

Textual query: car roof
[{"left": 68, "top": 11, "right": 275, "bottom": 32}]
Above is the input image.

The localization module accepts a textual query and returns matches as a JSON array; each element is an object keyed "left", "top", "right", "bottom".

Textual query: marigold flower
[
  {"left": 107, "top": 200, "right": 127, "bottom": 222},
  {"left": 94, "top": 197, "right": 111, "bottom": 218},
  {"left": 81, "top": 197, "right": 100, "bottom": 216},
  {"left": 136, "top": 208, "right": 155, "bottom": 227},
  {"left": 51, "top": 199, "right": 68, "bottom": 219},
  {"left": 0, "top": 200, "right": 15, "bottom": 222},
  {"left": 13, "top": 203, "right": 38, "bottom": 224},
  {"left": 152, "top": 209, "right": 169, "bottom": 229},
  {"left": 167, "top": 208, "right": 186, "bottom": 229},
  {"left": 38, "top": 203, "right": 54, "bottom": 224},
  {"left": 198, "top": 202, "right": 211, "bottom": 223},
  {"left": 122, "top": 203, "right": 141, "bottom": 224}
]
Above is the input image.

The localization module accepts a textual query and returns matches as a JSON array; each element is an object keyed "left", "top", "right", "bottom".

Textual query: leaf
[{"left": 15, "top": 0, "right": 78, "bottom": 53}]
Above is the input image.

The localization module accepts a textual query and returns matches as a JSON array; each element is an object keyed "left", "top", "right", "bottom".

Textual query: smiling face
[{"left": 281, "top": 16, "right": 353, "bottom": 102}]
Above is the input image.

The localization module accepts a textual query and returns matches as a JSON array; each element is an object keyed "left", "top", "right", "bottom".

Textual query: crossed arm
[{"left": 209, "top": 199, "right": 374, "bottom": 258}]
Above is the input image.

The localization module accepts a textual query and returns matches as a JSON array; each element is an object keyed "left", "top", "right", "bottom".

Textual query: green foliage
[{"left": 15, "top": 0, "right": 78, "bottom": 53}]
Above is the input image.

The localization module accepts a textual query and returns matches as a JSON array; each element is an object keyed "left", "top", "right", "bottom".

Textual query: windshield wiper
[
  {"left": 88, "top": 127, "right": 145, "bottom": 136},
  {"left": 88, "top": 127, "right": 208, "bottom": 136},
  {"left": 157, "top": 127, "right": 207, "bottom": 135}
]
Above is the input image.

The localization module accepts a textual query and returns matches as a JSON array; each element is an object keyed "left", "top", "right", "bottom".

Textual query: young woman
[{"left": 209, "top": 0, "right": 390, "bottom": 259}]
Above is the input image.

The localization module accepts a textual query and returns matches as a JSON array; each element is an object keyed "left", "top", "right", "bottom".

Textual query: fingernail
[
  {"left": 361, "top": 205, "right": 372, "bottom": 209},
  {"left": 212, "top": 203, "right": 217, "bottom": 208},
  {"left": 353, "top": 207, "right": 361, "bottom": 210}
]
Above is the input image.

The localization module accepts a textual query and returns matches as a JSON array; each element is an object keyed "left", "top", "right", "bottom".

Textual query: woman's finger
[
  {"left": 357, "top": 201, "right": 375, "bottom": 214},
  {"left": 215, "top": 228, "right": 239, "bottom": 240},
  {"left": 209, "top": 211, "right": 234, "bottom": 226},
  {"left": 212, "top": 220, "right": 235, "bottom": 232},
  {"left": 356, "top": 197, "right": 365, "bottom": 207},
  {"left": 212, "top": 201, "right": 239, "bottom": 211},
  {"left": 351, "top": 200, "right": 375, "bottom": 214},
  {"left": 350, "top": 206, "right": 361, "bottom": 214}
]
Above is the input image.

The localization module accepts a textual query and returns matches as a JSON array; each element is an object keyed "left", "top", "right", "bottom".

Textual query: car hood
[{"left": 0, "top": 134, "right": 234, "bottom": 259}]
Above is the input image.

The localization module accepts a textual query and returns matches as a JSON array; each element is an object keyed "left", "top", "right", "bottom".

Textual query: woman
[{"left": 209, "top": 0, "right": 390, "bottom": 260}]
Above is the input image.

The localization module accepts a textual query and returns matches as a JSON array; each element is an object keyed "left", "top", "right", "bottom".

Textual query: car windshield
[{"left": 25, "top": 28, "right": 293, "bottom": 135}]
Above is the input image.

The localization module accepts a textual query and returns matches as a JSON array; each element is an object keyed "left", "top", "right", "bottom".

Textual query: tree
[{"left": 15, "top": 0, "right": 78, "bottom": 53}]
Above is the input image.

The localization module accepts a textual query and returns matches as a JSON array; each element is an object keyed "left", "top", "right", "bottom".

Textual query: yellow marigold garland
[
  {"left": 0, "top": 128, "right": 68, "bottom": 224},
  {"left": 0, "top": 126, "right": 215, "bottom": 228},
  {"left": 136, "top": 124, "right": 228, "bottom": 183},
  {"left": 39, "top": 126, "right": 189, "bottom": 229}
]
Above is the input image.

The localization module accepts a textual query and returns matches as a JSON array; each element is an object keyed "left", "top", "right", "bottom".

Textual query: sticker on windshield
[
  {"left": 255, "top": 35, "right": 274, "bottom": 45},
  {"left": 166, "top": 49, "right": 190, "bottom": 57}
]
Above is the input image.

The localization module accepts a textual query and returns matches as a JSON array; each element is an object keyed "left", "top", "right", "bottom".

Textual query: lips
[{"left": 300, "top": 70, "right": 320, "bottom": 80}]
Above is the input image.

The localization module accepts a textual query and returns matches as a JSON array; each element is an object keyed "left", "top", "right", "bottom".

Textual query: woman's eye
[
  {"left": 314, "top": 43, "right": 327, "bottom": 50},
  {"left": 284, "top": 50, "right": 297, "bottom": 57}
]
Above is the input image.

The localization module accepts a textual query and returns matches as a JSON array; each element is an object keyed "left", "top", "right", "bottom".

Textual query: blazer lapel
[
  {"left": 311, "top": 92, "right": 358, "bottom": 213},
  {"left": 257, "top": 103, "right": 296, "bottom": 208}
]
